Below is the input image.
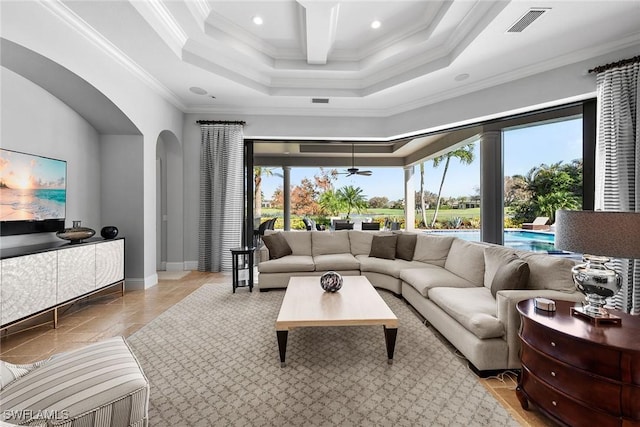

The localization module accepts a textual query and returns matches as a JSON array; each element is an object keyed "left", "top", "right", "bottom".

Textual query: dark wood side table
[
  {"left": 230, "top": 247, "right": 255, "bottom": 293},
  {"left": 516, "top": 299, "right": 640, "bottom": 427}
]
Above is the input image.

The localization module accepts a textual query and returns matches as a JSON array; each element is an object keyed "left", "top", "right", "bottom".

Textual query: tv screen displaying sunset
[{"left": 0, "top": 149, "right": 66, "bottom": 221}]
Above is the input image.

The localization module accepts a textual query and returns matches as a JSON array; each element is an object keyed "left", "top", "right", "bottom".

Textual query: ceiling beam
[
  {"left": 254, "top": 155, "right": 406, "bottom": 168},
  {"left": 297, "top": 0, "right": 340, "bottom": 65}
]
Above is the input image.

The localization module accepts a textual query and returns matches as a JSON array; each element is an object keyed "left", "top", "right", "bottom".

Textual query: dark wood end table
[{"left": 516, "top": 298, "right": 640, "bottom": 426}]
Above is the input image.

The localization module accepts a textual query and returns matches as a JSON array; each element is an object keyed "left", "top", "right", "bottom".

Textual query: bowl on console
[{"left": 56, "top": 220, "right": 95, "bottom": 243}]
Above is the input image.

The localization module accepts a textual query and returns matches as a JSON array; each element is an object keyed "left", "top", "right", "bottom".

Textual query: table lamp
[{"left": 554, "top": 210, "right": 640, "bottom": 323}]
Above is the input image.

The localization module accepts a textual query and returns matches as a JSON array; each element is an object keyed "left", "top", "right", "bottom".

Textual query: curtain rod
[
  {"left": 588, "top": 55, "right": 640, "bottom": 74},
  {"left": 196, "top": 120, "right": 246, "bottom": 125}
]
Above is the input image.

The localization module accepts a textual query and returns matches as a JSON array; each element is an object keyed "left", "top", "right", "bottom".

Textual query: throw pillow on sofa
[
  {"left": 395, "top": 233, "right": 417, "bottom": 261},
  {"left": 491, "top": 254, "right": 530, "bottom": 297},
  {"left": 369, "top": 235, "right": 398, "bottom": 259},
  {"left": 263, "top": 233, "right": 293, "bottom": 259}
]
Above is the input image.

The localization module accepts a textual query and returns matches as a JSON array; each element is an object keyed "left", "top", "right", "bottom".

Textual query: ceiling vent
[
  {"left": 312, "top": 98, "right": 329, "bottom": 104},
  {"left": 507, "top": 8, "right": 549, "bottom": 33}
]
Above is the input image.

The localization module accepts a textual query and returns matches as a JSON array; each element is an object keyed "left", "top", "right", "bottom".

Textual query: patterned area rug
[{"left": 127, "top": 283, "right": 519, "bottom": 426}]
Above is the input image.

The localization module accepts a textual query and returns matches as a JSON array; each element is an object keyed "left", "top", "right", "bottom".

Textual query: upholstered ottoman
[{"left": 0, "top": 336, "right": 149, "bottom": 426}]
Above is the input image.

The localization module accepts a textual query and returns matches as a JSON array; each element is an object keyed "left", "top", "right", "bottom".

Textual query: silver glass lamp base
[{"left": 571, "top": 255, "right": 622, "bottom": 324}]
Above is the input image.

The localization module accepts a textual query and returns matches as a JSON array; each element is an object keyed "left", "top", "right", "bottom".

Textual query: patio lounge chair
[
  {"left": 254, "top": 218, "right": 277, "bottom": 246},
  {"left": 522, "top": 216, "right": 550, "bottom": 230},
  {"left": 303, "top": 217, "right": 315, "bottom": 231}
]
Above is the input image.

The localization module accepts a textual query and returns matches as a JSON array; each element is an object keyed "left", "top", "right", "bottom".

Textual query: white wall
[
  {"left": 0, "top": 67, "right": 101, "bottom": 249},
  {"left": 99, "top": 135, "right": 144, "bottom": 282}
]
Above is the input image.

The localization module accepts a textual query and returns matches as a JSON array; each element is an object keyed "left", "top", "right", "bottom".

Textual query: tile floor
[{"left": 0, "top": 271, "right": 554, "bottom": 426}]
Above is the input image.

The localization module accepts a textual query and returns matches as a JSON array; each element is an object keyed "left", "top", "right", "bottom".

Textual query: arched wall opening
[
  {"left": 156, "top": 130, "right": 184, "bottom": 271},
  {"left": 1, "top": 38, "right": 152, "bottom": 288}
]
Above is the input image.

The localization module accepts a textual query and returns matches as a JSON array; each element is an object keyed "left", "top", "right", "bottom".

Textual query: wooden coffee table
[{"left": 275, "top": 275, "right": 398, "bottom": 367}]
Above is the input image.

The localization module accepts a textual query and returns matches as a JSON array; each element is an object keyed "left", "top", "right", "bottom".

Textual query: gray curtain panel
[
  {"left": 198, "top": 124, "right": 244, "bottom": 272},
  {"left": 595, "top": 61, "right": 640, "bottom": 314}
]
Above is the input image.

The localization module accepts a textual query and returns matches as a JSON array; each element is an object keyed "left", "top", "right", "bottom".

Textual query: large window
[
  {"left": 256, "top": 166, "right": 405, "bottom": 230},
  {"left": 249, "top": 102, "right": 593, "bottom": 253},
  {"left": 503, "top": 118, "right": 583, "bottom": 226},
  {"left": 416, "top": 141, "right": 480, "bottom": 231}
]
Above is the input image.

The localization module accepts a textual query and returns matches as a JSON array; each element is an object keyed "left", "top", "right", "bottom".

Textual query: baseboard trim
[
  {"left": 165, "top": 262, "right": 184, "bottom": 272},
  {"left": 184, "top": 261, "right": 198, "bottom": 270},
  {"left": 126, "top": 273, "right": 158, "bottom": 291}
]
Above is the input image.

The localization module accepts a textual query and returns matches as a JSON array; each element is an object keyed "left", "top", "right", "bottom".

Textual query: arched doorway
[{"left": 156, "top": 130, "right": 184, "bottom": 271}]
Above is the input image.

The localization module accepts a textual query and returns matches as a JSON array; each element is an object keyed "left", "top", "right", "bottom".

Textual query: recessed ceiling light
[
  {"left": 189, "top": 86, "right": 207, "bottom": 95},
  {"left": 252, "top": 16, "right": 263, "bottom": 25},
  {"left": 454, "top": 73, "right": 470, "bottom": 82},
  {"left": 371, "top": 20, "right": 381, "bottom": 29}
]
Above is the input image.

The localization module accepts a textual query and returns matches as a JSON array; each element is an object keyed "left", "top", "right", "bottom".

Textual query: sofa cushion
[
  {"left": 413, "top": 234, "right": 455, "bottom": 267},
  {"left": 369, "top": 235, "right": 398, "bottom": 259},
  {"left": 265, "top": 230, "right": 312, "bottom": 256},
  {"left": 262, "top": 233, "right": 292, "bottom": 259},
  {"left": 400, "top": 266, "right": 476, "bottom": 297},
  {"left": 357, "top": 255, "right": 424, "bottom": 278},
  {"left": 396, "top": 233, "right": 417, "bottom": 261},
  {"left": 519, "top": 253, "right": 577, "bottom": 292},
  {"left": 348, "top": 231, "right": 375, "bottom": 255},
  {"left": 490, "top": 255, "right": 530, "bottom": 297},
  {"left": 258, "top": 255, "right": 315, "bottom": 273},
  {"left": 483, "top": 245, "right": 519, "bottom": 290},
  {"left": 429, "top": 287, "right": 504, "bottom": 339},
  {"left": 444, "top": 239, "right": 486, "bottom": 286},
  {"left": 312, "top": 231, "right": 351, "bottom": 256},
  {"left": 314, "top": 253, "right": 360, "bottom": 271}
]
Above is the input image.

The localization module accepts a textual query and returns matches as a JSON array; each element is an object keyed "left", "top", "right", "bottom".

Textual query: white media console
[{"left": 0, "top": 237, "right": 125, "bottom": 329}]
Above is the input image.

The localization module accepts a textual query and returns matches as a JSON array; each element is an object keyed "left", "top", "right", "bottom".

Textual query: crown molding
[
  {"left": 39, "top": 0, "right": 186, "bottom": 111},
  {"left": 130, "top": 0, "right": 187, "bottom": 58}
]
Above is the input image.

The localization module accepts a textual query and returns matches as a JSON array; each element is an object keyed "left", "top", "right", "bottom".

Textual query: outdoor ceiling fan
[{"left": 341, "top": 144, "right": 372, "bottom": 177}]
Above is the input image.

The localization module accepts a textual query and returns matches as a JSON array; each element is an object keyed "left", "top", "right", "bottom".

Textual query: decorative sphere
[
  {"left": 101, "top": 226, "right": 119, "bottom": 239},
  {"left": 320, "top": 271, "right": 343, "bottom": 292}
]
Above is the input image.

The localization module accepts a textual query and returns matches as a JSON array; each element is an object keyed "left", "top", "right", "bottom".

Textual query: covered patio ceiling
[
  {"left": 252, "top": 102, "right": 584, "bottom": 168},
  {"left": 253, "top": 128, "right": 480, "bottom": 168}
]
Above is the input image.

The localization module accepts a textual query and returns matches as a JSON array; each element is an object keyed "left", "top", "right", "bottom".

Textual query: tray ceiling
[{"left": 6, "top": 1, "right": 640, "bottom": 117}]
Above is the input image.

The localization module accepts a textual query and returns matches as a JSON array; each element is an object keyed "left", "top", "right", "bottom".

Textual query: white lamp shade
[{"left": 555, "top": 210, "right": 640, "bottom": 259}]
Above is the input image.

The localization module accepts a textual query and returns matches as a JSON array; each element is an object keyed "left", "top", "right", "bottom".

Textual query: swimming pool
[{"left": 425, "top": 230, "right": 556, "bottom": 253}]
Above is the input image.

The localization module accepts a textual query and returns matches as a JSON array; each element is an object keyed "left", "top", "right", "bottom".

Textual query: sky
[
  {"left": 0, "top": 149, "right": 66, "bottom": 190},
  {"left": 260, "top": 118, "right": 583, "bottom": 201}
]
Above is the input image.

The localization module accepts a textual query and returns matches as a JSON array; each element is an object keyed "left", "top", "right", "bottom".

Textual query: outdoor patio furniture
[
  {"left": 334, "top": 221, "right": 354, "bottom": 230},
  {"left": 522, "top": 216, "right": 550, "bottom": 230},
  {"left": 362, "top": 222, "right": 380, "bottom": 230},
  {"left": 303, "top": 217, "right": 316, "bottom": 231},
  {"left": 254, "top": 218, "right": 277, "bottom": 246}
]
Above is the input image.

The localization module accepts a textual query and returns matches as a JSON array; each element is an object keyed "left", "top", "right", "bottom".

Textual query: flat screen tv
[{"left": 0, "top": 148, "right": 67, "bottom": 236}]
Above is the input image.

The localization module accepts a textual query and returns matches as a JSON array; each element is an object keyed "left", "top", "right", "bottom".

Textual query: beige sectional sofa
[{"left": 258, "top": 230, "right": 584, "bottom": 374}]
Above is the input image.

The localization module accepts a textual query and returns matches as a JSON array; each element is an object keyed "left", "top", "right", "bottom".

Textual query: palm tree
[
  {"left": 536, "top": 191, "right": 580, "bottom": 222},
  {"left": 420, "top": 162, "right": 428, "bottom": 227},
  {"left": 336, "top": 185, "right": 368, "bottom": 219},
  {"left": 430, "top": 144, "right": 475, "bottom": 228},
  {"left": 254, "top": 167, "right": 282, "bottom": 223},
  {"left": 318, "top": 189, "right": 344, "bottom": 216}
]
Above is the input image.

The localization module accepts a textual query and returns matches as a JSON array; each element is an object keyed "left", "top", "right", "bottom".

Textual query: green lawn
[{"left": 261, "top": 207, "right": 481, "bottom": 221}]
